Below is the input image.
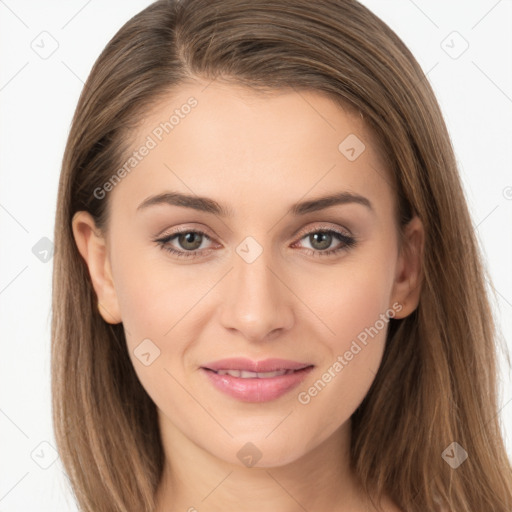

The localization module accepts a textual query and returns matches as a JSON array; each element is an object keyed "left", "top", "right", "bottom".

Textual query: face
[{"left": 74, "top": 80, "right": 422, "bottom": 468}]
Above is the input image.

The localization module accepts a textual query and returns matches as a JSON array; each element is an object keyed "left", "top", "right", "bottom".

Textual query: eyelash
[{"left": 154, "top": 225, "right": 357, "bottom": 260}]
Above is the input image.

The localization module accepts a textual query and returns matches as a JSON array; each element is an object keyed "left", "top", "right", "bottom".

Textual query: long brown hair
[{"left": 52, "top": 0, "right": 512, "bottom": 510}]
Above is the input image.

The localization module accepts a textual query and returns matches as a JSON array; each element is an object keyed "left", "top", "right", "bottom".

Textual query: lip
[
  {"left": 202, "top": 357, "right": 312, "bottom": 373},
  {"left": 200, "top": 358, "right": 314, "bottom": 402}
]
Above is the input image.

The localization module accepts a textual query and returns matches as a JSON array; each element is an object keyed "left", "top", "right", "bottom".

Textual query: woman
[{"left": 51, "top": 0, "right": 512, "bottom": 510}]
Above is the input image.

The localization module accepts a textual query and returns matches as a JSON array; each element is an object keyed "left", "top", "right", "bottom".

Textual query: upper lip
[{"left": 202, "top": 358, "right": 313, "bottom": 373}]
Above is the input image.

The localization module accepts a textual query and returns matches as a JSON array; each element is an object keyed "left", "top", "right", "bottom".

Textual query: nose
[{"left": 218, "top": 242, "right": 295, "bottom": 343}]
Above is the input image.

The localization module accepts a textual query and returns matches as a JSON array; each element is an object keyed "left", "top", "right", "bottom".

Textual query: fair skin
[{"left": 72, "top": 80, "right": 423, "bottom": 512}]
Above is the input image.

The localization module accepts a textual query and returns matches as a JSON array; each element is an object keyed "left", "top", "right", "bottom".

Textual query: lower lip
[{"left": 201, "top": 367, "right": 314, "bottom": 402}]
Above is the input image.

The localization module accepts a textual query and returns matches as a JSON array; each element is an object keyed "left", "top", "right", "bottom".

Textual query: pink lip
[{"left": 200, "top": 358, "right": 314, "bottom": 402}]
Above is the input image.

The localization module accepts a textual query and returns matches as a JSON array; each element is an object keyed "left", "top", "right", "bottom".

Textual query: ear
[
  {"left": 71, "top": 211, "right": 122, "bottom": 324},
  {"left": 389, "top": 215, "right": 424, "bottom": 319}
]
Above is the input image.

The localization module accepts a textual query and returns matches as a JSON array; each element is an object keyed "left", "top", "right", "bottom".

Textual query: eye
[
  {"left": 154, "top": 227, "right": 215, "bottom": 259},
  {"left": 292, "top": 227, "right": 357, "bottom": 257},
  {"left": 154, "top": 225, "right": 357, "bottom": 260}
]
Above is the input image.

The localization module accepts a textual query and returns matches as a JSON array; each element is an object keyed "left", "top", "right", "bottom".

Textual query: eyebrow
[{"left": 136, "top": 190, "right": 374, "bottom": 217}]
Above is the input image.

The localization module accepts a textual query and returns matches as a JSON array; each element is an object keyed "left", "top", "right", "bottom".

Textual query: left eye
[
  {"left": 154, "top": 229, "right": 214, "bottom": 259},
  {"left": 169, "top": 231, "right": 207, "bottom": 251},
  {"left": 154, "top": 227, "right": 356, "bottom": 259},
  {"left": 295, "top": 229, "right": 356, "bottom": 254}
]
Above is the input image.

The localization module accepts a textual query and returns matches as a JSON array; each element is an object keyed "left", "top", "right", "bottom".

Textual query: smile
[{"left": 200, "top": 359, "right": 314, "bottom": 402}]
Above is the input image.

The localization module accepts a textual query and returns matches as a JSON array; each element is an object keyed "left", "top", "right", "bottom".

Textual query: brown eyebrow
[{"left": 136, "top": 190, "right": 374, "bottom": 216}]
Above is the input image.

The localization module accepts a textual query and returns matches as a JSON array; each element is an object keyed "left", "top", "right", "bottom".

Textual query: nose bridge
[{"left": 219, "top": 235, "right": 294, "bottom": 341}]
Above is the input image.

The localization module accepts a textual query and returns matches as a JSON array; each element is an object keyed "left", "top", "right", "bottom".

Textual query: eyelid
[
  {"left": 293, "top": 222, "right": 353, "bottom": 239},
  {"left": 155, "top": 224, "right": 217, "bottom": 244}
]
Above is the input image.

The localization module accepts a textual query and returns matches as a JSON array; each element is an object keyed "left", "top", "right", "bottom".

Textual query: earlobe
[
  {"left": 71, "top": 211, "right": 122, "bottom": 324},
  {"left": 390, "top": 215, "right": 424, "bottom": 319}
]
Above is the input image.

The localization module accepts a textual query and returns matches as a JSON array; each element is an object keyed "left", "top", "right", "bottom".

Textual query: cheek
[
  {"left": 293, "top": 242, "right": 397, "bottom": 425},
  {"left": 111, "top": 259, "right": 192, "bottom": 416},
  {"left": 109, "top": 237, "right": 221, "bottom": 404},
  {"left": 299, "top": 243, "right": 398, "bottom": 354},
  {"left": 108, "top": 239, "right": 187, "bottom": 376},
  {"left": 113, "top": 264, "right": 171, "bottom": 339},
  {"left": 110, "top": 230, "right": 190, "bottom": 338}
]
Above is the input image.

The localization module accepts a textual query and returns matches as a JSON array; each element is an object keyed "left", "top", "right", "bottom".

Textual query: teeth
[{"left": 216, "top": 369, "right": 293, "bottom": 378}]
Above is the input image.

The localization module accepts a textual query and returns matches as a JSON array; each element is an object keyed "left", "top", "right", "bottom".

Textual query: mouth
[
  {"left": 200, "top": 358, "right": 314, "bottom": 402},
  {"left": 201, "top": 357, "right": 313, "bottom": 373},
  {"left": 207, "top": 368, "right": 303, "bottom": 378}
]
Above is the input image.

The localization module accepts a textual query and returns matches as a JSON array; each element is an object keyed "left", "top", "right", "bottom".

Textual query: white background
[{"left": 0, "top": 1, "right": 511, "bottom": 510}]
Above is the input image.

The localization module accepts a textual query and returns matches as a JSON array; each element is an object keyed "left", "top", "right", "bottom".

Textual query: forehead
[{"left": 109, "top": 79, "right": 396, "bottom": 220}]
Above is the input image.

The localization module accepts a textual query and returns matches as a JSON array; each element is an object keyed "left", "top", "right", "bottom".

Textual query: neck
[{"left": 154, "top": 416, "right": 371, "bottom": 512}]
